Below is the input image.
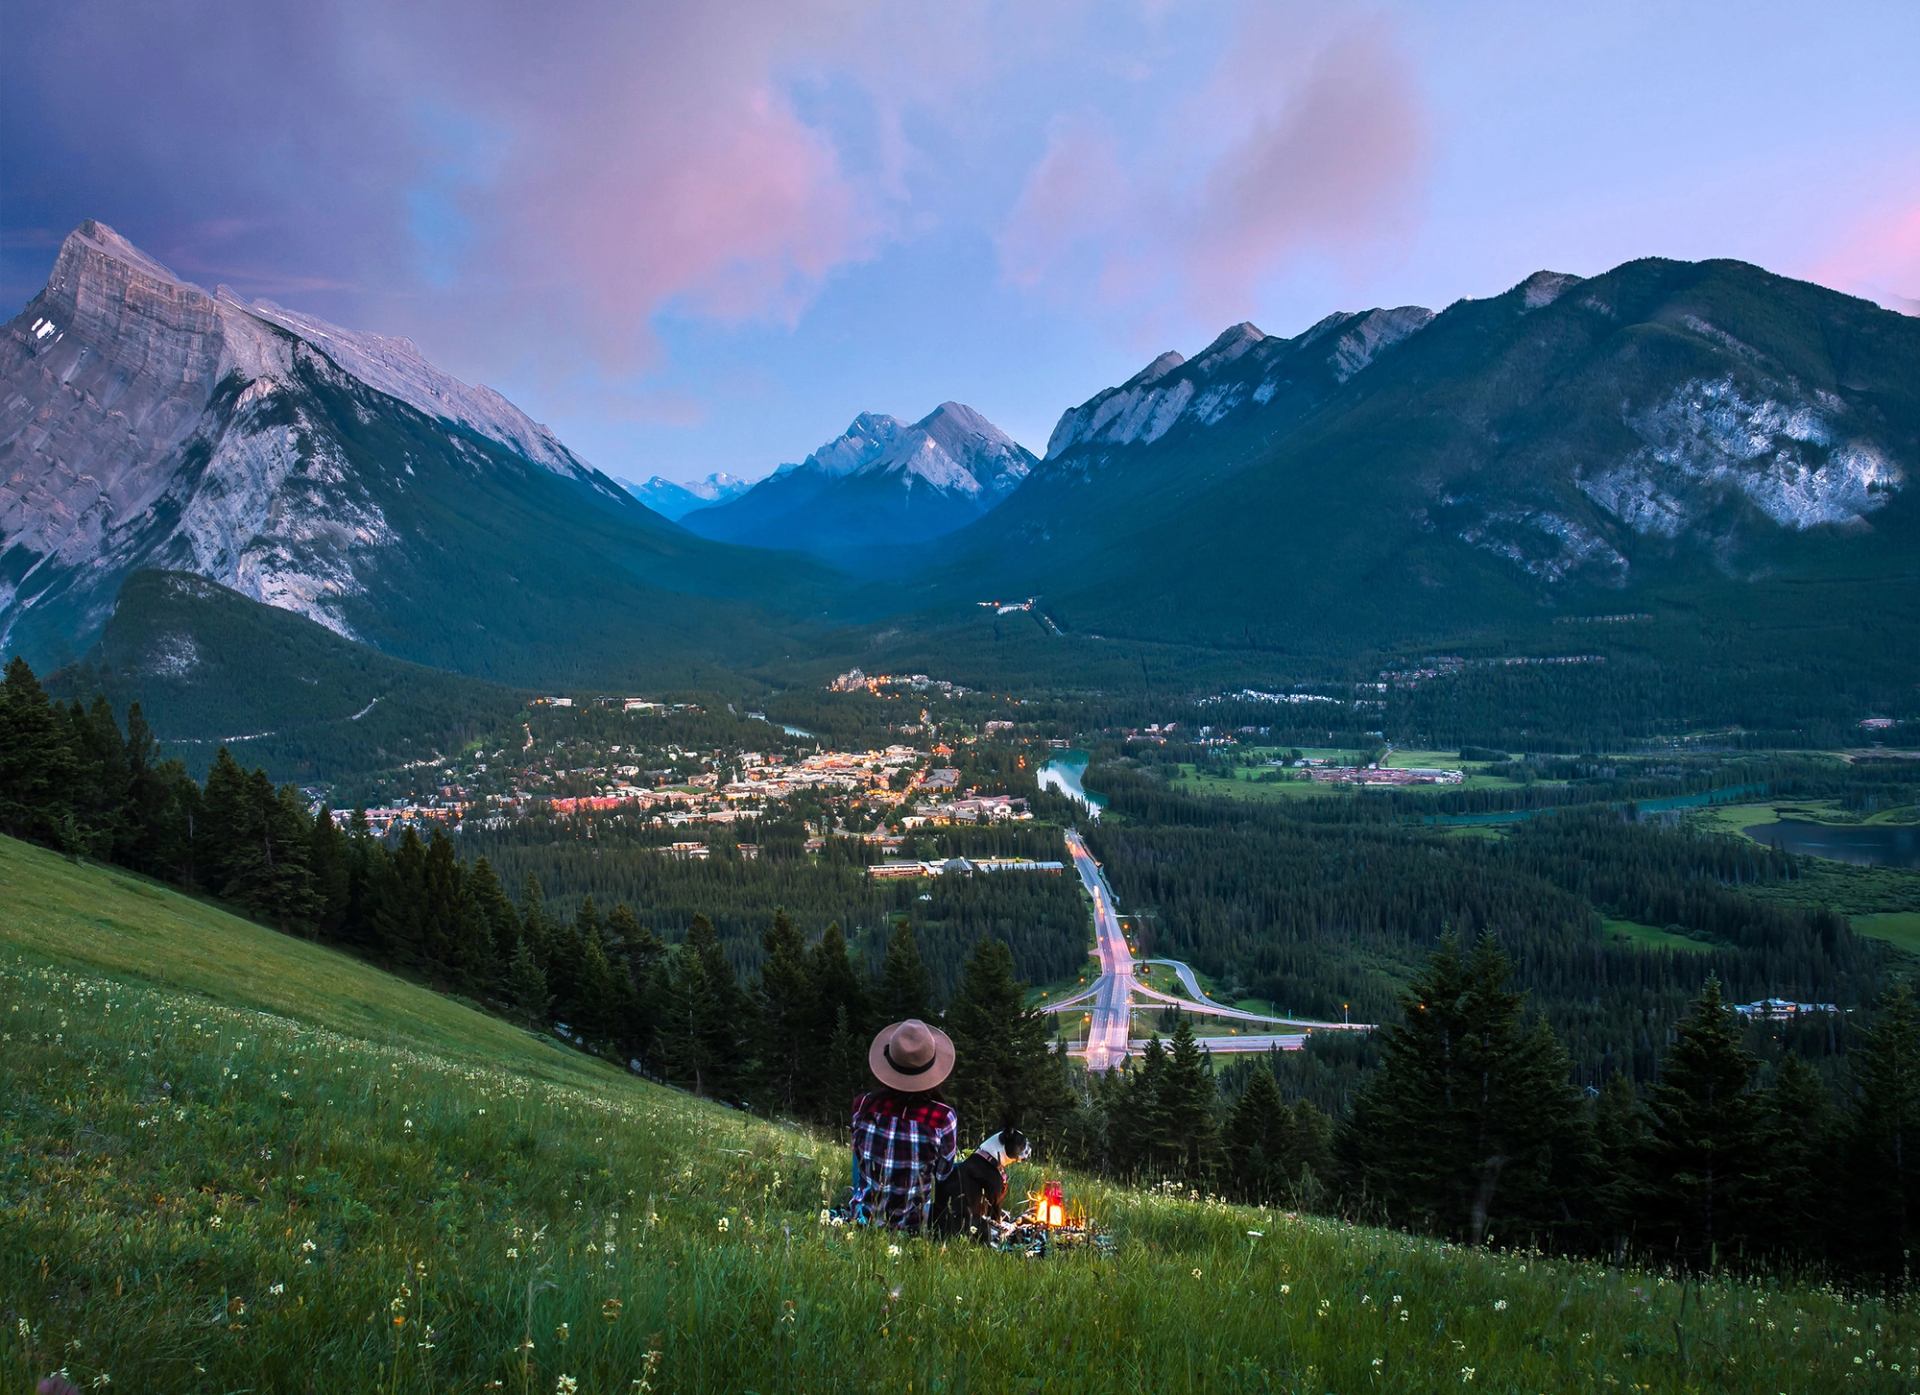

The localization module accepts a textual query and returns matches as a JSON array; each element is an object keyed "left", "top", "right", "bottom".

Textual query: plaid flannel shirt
[{"left": 849, "top": 1089, "right": 958, "bottom": 1230}]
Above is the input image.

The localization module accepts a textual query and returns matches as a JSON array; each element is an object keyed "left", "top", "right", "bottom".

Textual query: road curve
[{"left": 1052, "top": 828, "right": 1373, "bottom": 1067}]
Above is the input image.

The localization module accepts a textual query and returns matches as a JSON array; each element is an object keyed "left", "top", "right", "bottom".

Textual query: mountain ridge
[
  {"left": 0, "top": 220, "right": 848, "bottom": 679},
  {"left": 900, "top": 256, "right": 1920, "bottom": 662},
  {"left": 682, "top": 399, "right": 1035, "bottom": 559}
]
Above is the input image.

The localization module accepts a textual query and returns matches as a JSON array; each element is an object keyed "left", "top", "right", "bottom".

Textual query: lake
[
  {"left": 1038, "top": 751, "right": 1106, "bottom": 819},
  {"left": 1745, "top": 819, "right": 1920, "bottom": 869}
]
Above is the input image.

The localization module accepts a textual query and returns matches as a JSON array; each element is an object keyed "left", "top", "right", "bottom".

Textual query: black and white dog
[{"left": 936, "top": 1129, "right": 1032, "bottom": 1242}]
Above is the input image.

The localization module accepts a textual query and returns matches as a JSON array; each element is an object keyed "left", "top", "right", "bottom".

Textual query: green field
[
  {"left": 1600, "top": 917, "right": 1716, "bottom": 954},
  {"left": 1172, "top": 762, "right": 1341, "bottom": 801},
  {"left": 4, "top": 834, "right": 1914, "bottom": 1393},
  {"left": 1852, "top": 911, "right": 1920, "bottom": 953},
  {"left": 1175, "top": 745, "right": 1536, "bottom": 803}
]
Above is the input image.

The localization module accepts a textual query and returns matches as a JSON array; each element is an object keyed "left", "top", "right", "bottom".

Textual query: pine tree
[
  {"left": 1340, "top": 932, "right": 1587, "bottom": 1244},
  {"left": 1159, "top": 1013, "right": 1219, "bottom": 1180},
  {"left": 1757, "top": 1053, "right": 1835, "bottom": 1268},
  {"left": 0, "top": 657, "right": 76, "bottom": 844},
  {"left": 375, "top": 827, "right": 430, "bottom": 966},
  {"left": 507, "top": 936, "right": 550, "bottom": 1024},
  {"left": 1844, "top": 985, "right": 1920, "bottom": 1281},
  {"left": 617, "top": 912, "right": 668, "bottom": 1065},
  {"left": 823, "top": 1002, "right": 866, "bottom": 1121},
  {"left": 1637, "top": 977, "right": 1764, "bottom": 1269},
  {"left": 467, "top": 858, "right": 522, "bottom": 989},
  {"left": 1591, "top": 1073, "right": 1645, "bottom": 1260},
  {"left": 197, "top": 747, "right": 255, "bottom": 898},
  {"left": 307, "top": 806, "right": 352, "bottom": 940},
  {"left": 754, "top": 910, "right": 813, "bottom": 1116},
  {"left": 1281, "top": 1098, "right": 1336, "bottom": 1210},
  {"left": 68, "top": 695, "right": 132, "bottom": 858},
  {"left": 661, "top": 915, "right": 750, "bottom": 1099},
  {"left": 420, "top": 830, "right": 467, "bottom": 976},
  {"left": 803, "top": 922, "right": 872, "bottom": 1116},
  {"left": 339, "top": 810, "right": 384, "bottom": 951},
  {"left": 880, "top": 920, "right": 935, "bottom": 1021},
  {"left": 945, "top": 937, "right": 1067, "bottom": 1137},
  {"left": 265, "top": 783, "right": 319, "bottom": 931},
  {"left": 1226, "top": 1061, "right": 1290, "bottom": 1201},
  {"left": 518, "top": 874, "right": 554, "bottom": 966},
  {"left": 574, "top": 928, "right": 622, "bottom": 1045},
  {"left": 1113, "top": 1039, "right": 1171, "bottom": 1177}
]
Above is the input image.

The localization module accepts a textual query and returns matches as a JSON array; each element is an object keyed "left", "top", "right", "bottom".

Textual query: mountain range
[
  {"left": 906, "top": 258, "right": 1920, "bottom": 658},
  {"left": 681, "top": 402, "right": 1035, "bottom": 560},
  {"left": 620, "top": 471, "right": 750, "bottom": 521},
  {"left": 4, "top": 220, "right": 1918, "bottom": 734}
]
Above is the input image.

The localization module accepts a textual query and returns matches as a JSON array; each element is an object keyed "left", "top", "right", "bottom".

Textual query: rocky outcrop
[{"left": 0, "top": 220, "right": 622, "bottom": 662}]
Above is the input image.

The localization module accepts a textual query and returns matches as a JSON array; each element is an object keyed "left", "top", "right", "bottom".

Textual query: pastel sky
[{"left": 4, "top": 0, "right": 1916, "bottom": 480}]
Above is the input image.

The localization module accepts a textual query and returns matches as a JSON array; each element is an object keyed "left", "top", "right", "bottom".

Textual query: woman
[{"left": 849, "top": 1018, "right": 959, "bottom": 1231}]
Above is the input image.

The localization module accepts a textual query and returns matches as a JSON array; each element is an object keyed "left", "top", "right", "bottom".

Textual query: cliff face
[
  {"left": 2, "top": 221, "right": 853, "bottom": 682},
  {"left": 1, "top": 223, "right": 402, "bottom": 655}
]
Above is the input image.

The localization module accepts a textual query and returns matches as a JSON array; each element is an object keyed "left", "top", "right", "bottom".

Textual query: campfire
[{"left": 1001, "top": 1179, "right": 1108, "bottom": 1255}]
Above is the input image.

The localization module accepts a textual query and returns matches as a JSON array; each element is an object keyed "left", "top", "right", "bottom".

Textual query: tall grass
[{"left": 2, "top": 835, "right": 1916, "bottom": 1392}]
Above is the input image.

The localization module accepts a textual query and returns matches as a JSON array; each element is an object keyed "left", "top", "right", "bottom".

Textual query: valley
[
  {"left": 6, "top": 7, "right": 1919, "bottom": 1390},
  {"left": 9, "top": 833, "right": 1912, "bottom": 1393}
]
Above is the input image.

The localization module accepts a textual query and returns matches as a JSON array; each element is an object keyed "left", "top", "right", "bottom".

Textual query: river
[{"left": 1038, "top": 750, "right": 1106, "bottom": 819}]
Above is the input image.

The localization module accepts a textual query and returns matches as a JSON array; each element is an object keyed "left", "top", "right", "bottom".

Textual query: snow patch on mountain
[
  {"left": 143, "top": 630, "right": 203, "bottom": 679},
  {"left": 875, "top": 402, "right": 1030, "bottom": 497},
  {"left": 1580, "top": 377, "right": 1904, "bottom": 535},
  {"left": 623, "top": 471, "right": 751, "bottom": 519}
]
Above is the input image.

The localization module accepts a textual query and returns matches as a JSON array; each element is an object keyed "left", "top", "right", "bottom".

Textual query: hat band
[{"left": 884, "top": 1041, "right": 935, "bottom": 1076}]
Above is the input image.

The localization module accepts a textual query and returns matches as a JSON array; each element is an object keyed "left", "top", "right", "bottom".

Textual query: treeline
[
  {"left": 1064, "top": 936, "right": 1920, "bottom": 1288},
  {"left": 0, "top": 656, "right": 1078, "bottom": 1131},
  {"left": 455, "top": 816, "right": 1088, "bottom": 999},
  {"left": 1083, "top": 762, "right": 1885, "bottom": 1078}
]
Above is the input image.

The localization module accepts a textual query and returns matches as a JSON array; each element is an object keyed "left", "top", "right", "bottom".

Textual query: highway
[
  {"left": 1050, "top": 828, "right": 1370, "bottom": 1067},
  {"left": 1062, "top": 828, "right": 1139, "bottom": 1070},
  {"left": 1067, "top": 1032, "right": 1308, "bottom": 1059}
]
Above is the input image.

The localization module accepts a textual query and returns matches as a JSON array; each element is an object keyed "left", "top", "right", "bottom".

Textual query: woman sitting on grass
[{"left": 849, "top": 1018, "right": 958, "bottom": 1231}]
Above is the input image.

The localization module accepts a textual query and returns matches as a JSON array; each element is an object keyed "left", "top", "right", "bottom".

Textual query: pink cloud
[
  {"left": 996, "top": 115, "right": 1130, "bottom": 288},
  {"left": 995, "top": 16, "right": 1430, "bottom": 327},
  {"left": 350, "top": 1, "right": 892, "bottom": 371},
  {"left": 1183, "top": 27, "right": 1429, "bottom": 319},
  {"left": 1809, "top": 201, "right": 1920, "bottom": 314}
]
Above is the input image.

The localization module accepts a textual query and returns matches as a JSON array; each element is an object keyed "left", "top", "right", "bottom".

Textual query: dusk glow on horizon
[{"left": 5, "top": 0, "right": 1915, "bottom": 480}]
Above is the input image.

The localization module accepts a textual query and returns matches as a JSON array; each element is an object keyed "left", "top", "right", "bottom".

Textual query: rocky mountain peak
[
  {"left": 1328, "top": 306, "right": 1435, "bottom": 381},
  {"left": 1128, "top": 350, "right": 1187, "bottom": 387},
  {"left": 1197, "top": 320, "right": 1267, "bottom": 364},
  {"left": 52, "top": 220, "right": 186, "bottom": 292},
  {"left": 1516, "top": 270, "right": 1584, "bottom": 310}
]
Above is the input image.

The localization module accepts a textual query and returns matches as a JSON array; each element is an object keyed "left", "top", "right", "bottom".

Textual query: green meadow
[{"left": 3, "top": 834, "right": 1914, "bottom": 1393}]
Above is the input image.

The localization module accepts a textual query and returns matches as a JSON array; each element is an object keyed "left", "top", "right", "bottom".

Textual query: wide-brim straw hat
[{"left": 868, "top": 1018, "right": 955, "bottom": 1092}]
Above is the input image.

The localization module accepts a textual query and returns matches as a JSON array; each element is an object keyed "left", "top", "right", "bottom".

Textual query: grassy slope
[{"left": 3, "top": 835, "right": 1913, "bottom": 1393}]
